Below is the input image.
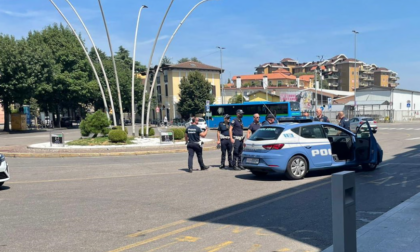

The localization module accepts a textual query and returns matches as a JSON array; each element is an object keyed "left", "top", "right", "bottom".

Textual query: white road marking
[{"left": 406, "top": 137, "right": 420, "bottom": 141}]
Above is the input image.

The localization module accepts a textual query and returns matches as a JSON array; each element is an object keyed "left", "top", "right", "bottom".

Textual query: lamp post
[
  {"left": 141, "top": 0, "right": 174, "bottom": 138},
  {"left": 65, "top": 0, "right": 116, "bottom": 126},
  {"left": 98, "top": 0, "right": 125, "bottom": 130},
  {"left": 145, "top": 0, "right": 213, "bottom": 136},
  {"left": 49, "top": 0, "right": 110, "bottom": 121},
  {"left": 217, "top": 46, "right": 225, "bottom": 104},
  {"left": 353, "top": 30, "right": 359, "bottom": 110},
  {"left": 131, "top": 5, "right": 148, "bottom": 137},
  {"left": 317, "top": 55, "right": 324, "bottom": 107}
]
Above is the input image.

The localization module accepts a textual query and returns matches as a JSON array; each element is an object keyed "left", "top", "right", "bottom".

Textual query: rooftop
[{"left": 166, "top": 61, "right": 223, "bottom": 72}]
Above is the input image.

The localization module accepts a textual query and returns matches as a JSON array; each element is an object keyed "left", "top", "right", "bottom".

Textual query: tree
[
  {"left": 177, "top": 71, "right": 214, "bottom": 119},
  {"left": 190, "top": 57, "right": 201, "bottom": 63},
  {"left": 161, "top": 56, "right": 172, "bottom": 65},
  {"left": 178, "top": 57, "right": 190, "bottom": 63},
  {"left": 228, "top": 94, "right": 244, "bottom": 104},
  {"left": 227, "top": 78, "right": 231, "bottom": 84}
]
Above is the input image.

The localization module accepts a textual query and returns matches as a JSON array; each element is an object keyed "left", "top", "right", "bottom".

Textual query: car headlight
[{"left": 0, "top": 154, "right": 5, "bottom": 166}]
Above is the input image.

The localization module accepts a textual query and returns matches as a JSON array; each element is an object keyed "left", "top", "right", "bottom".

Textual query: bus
[{"left": 208, "top": 101, "right": 301, "bottom": 128}]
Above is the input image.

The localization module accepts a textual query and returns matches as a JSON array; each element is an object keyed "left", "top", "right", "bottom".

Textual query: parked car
[
  {"left": 0, "top": 153, "right": 10, "bottom": 187},
  {"left": 242, "top": 120, "right": 382, "bottom": 180},
  {"left": 185, "top": 117, "right": 207, "bottom": 131},
  {"left": 60, "top": 117, "right": 72, "bottom": 127},
  {"left": 349, "top": 117, "right": 377, "bottom": 133}
]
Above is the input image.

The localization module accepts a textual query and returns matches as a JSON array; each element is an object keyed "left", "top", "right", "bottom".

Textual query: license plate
[{"left": 246, "top": 158, "right": 259, "bottom": 164}]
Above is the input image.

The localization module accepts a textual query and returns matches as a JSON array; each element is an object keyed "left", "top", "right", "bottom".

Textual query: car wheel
[
  {"left": 362, "top": 163, "right": 377, "bottom": 171},
  {"left": 372, "top": 130, "right": 377, "bottom": 133},
  {"left": 285, "top": 155, "right": 308, "bottom": 180},
  {"left": 0, "top": 182, "right": 3, "bottom": 187},
  {"left": 251, "top": 171, "right": 268, "bottom": 177}
]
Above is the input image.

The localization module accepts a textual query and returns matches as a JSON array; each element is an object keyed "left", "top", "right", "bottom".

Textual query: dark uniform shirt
[
  {"left": 339, "top": 117, "right": 350, "bottom": 130},
  {"left": 248, "top": 122, "right": 261, "bottom": 134},
  {"left": 187, "top": 125, "right": 202, "bottom": 142},
  {"left": 217, "top": 122, "right": 230, "bottom": 136},
  {"left": 262, "top": 121, "right": 277, "bottom": 126},
  {"left": 230, "top": 118, "right": 243, "bottom": 136},
  {"left": 314, "top": 115, "right": 330, "bottom": 122}
]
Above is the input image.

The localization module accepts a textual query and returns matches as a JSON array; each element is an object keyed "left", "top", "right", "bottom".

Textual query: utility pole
[
  {"left": 352, "top": 30, "right": 359, "bottom": 111},
  {"left": 317, "top": 55, "right": 324, "bottom": 107},
  {"left": 314, "top": 68, "right": 318, "bottom": 110},
  {"left": 217, "top": 46, "right": 225, "bottom": 104}
]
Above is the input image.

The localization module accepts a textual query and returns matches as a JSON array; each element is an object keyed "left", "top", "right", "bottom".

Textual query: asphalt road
[{"left": 1, "top": 123, "right": 420, "bottom": 251}]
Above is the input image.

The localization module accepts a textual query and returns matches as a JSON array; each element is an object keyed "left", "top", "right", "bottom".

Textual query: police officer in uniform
[
  {"left": 217, "top": 114, "right": 233, "bottom": 169},
  {"left": 229, "top": 109, "right": 245, "bottom": 171},
  {"left": 262, "top": 114, "right": 277, "bottom": 126},
  {"left": 247, "top": 113, "right": 261, "bottom": 139},
  {"left": 185, "top": 117, "right": 209, "bottom": 173},
  {"left": 337, "top": 111, "right": 350, "bottom": 130},
  {"left": 314, "top": 108, "right": 330, "bottom": 122}
]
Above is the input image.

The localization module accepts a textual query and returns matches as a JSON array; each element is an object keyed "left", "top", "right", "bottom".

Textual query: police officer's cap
[
  {"left": 267, "top": 114, "right": 275, "bottom": 119},
  {"left": 224, "top": 114, "right": 230, "bottom": 119},
  {"left": 236, "top": 109, "right": 244, "bottom": 115}
]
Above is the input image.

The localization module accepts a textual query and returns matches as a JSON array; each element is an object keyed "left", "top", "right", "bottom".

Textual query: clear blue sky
[{"left": 0, "top": 0, "right": 419, "bottom": 90}]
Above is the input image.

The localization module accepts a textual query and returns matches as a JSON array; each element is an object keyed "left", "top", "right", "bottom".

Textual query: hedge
[
  {"left": 112, "top": 126, "right": 128, "bottom": 135},
  {"left": 138, "top": 127, "right": 155, "bottom": 137},
  {"left": 108, "top": 129, "right": 128, "bottom": 143},
  {"left": 173, "top": 128, "right": 185, "bottom": 140}
]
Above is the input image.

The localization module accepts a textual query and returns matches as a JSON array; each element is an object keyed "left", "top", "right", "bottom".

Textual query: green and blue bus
[{"left": 208, "top": 101, "right": 301, "bottom": 128}]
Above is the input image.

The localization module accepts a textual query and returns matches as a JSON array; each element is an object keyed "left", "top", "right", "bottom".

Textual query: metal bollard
[{"left": 332, "top": 171, "right": 356, "bottom": 252}]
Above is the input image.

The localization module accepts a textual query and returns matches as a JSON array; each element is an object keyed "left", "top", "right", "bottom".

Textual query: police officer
[
  {"left": 314, "top": 108, "right": 330, "bottom": 122},
  {"left": 262, "top": 114, "right": 277, "bottom": 126},
  {"left": 185, "top": 117, "right": 209, "bottom": 173},
  {"left": 247, "top": 113, "right": 261, "bottom": 138},
  {"left": 229, "top": 109, "right": 245, "bottom": 171},
  {"left": 217, "top": 114, "right": 233, "bottom": 169},
  {"left": 337, "top": 111, "right": 350, "bottom": 130}
]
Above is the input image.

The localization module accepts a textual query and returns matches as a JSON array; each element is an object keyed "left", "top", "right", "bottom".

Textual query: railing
[{"left": 327, "top": 75, "right": 339, "bottom": 79}]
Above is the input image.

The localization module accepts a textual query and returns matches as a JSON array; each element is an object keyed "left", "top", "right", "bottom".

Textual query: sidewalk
[{"left": 323, "top": 191, "right": 420, "bottom": 252}]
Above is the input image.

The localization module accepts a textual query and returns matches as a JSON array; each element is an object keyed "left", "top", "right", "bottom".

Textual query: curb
[{"left": 3, "top": 146, "right": 218, "bottom": 158}]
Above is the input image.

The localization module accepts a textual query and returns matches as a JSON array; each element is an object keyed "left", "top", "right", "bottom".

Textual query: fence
[{"left": 306, "top": 109, "right": 420, "bottom": 123}]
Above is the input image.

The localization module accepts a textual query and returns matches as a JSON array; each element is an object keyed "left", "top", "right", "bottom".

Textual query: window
[
  {"left": 157, "top": 86, "right": 162, "bottom": 103},
  {"left": 157, "top": 73, "right": 161, "bottom": 84},
  {"left": 212, "top": 85, "right": 216, "bottom": 96},
  {"left": 164, "top": 70, "right": 168, "bottom": 83},
  {"left": 249, "top": 127, "right": 284, "bottom": 141},
  {"left": 165, "top": 84, "right": 168, "bottom": 97},
  {"left": 278, "top": 80, "right": 282, "bottom": 86},
  {"left": 291, "top": 127, "right": 300, "bottom": 135},
  {"left": 299, "top": 125, "right": 326, "bottom": 139},
  {"left": 400, "top": 103, "right": 402, "bottom": 109}
]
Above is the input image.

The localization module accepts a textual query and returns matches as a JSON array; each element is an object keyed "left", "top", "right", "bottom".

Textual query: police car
[
  {"left": 0, "top": 153, "right": 10, "bottom": 187},
  {"left": 242, "top": 117, "right": 383, "bottom": 180}
]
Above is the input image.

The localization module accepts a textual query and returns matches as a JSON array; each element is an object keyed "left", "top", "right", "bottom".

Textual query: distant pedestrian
[
  {"left": 217, "top": 114, "right": 233, "bottom": 169},
  {"left": 302, "top": 112, "right": 309, "bottom": 117},
  {"left": 262, "top": 114, "right": 277, "bottom": 126},
  {"left": 313, "top": 108, "right": 330, "bottom": 122},
  {"left": 247, "top": 113, "right": 261, "bottom": 138},
  {"left": 230, "top": 109, "right": 245, "bottom": 171},
  {"left": 185, "top": 117, "right": 209, "bottom": 173},
  {"left": 337, "top": 111, "right": 350, "bottom": 130},
  {"left": 164, "top": 116, "right": 168, "bottom": 127}
]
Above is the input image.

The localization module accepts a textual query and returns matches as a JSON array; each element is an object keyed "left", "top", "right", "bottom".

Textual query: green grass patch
[{"left": 67, "top": 137, "right": 135, "bottom": 146}]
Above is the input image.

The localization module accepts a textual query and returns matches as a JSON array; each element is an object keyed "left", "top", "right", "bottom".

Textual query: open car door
[{"left": 355, "top": 121, "right": 380, "bottom": 171}]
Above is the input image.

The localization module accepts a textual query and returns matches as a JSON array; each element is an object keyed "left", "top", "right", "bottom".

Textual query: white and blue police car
[
  {"left": 0, "top": 153, "right": 10, "bottom": 187},
  {"left": 242, "top": 117, "right": 383, "bottom": 180}
]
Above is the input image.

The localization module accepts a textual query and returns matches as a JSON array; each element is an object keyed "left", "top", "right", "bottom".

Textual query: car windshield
[
  {"left": 362, "top": 118, "right": 374, "bottom": 121},
  {"left": 199, "top": 118, "right": 205, "bottom": 122},
  {"left": 249, "top": 127, "right": 284, "bottom": 141}
]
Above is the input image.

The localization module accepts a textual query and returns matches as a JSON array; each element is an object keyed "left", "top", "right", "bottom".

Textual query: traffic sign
[
  {"left": 407, "top": 103, "right": 411, "bottom": 108},
  {"left": 320, "top": 106, "right": 324, "bottom": 111},
  {"left": 206, "top": 100, "right": 210, "bottom": 112},
  {"left": 328, "top": 98, "right": 332, "bottom": 110}
]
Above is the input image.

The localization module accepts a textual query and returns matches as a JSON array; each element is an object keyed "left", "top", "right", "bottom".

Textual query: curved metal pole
[
  {"left": 98, "top": 0, "right": 125, "bottom": 130},
  {"left": 132, "top": 5, "right": 148, "bottom": 137},
  {"left": 146, "top": 0, "right": 211, "bottom": 136},
  {"left": 65, "top": 0, "right": 117, "bottom": 126},
  {"left": 49, "top": 0, "right": 110, "bottom": 121},
  {"left": 141, "top": 0, "right": 174, "bottom": 138}
]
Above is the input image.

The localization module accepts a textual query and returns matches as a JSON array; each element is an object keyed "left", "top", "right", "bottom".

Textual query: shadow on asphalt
[
  {"left": 0, "top": 186, "right": 10, "bottom": 191},
  {"left": 188, "top": 144, "right": 420, "bottom": 251}
]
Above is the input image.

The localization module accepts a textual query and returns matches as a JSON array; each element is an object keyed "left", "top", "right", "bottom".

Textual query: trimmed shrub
[
  {"left": 173, "top": 128, "right": 184, "bottom": 140},
  {"left": 138, "top": 127, "right": 155, "bottom": 137},
  {"left": 108, "top": 129, "right": 127, "bottom": 143},
  {"left": 112, "top": 126, "right": 128, "bottom": 135},
  {"left": 79, "top": 110, "right": 111, "bottom": 137}
]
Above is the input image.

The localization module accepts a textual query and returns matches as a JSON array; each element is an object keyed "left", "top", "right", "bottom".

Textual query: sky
[{"left": 0, "top": 0, "right": 419, "bottom": 91}]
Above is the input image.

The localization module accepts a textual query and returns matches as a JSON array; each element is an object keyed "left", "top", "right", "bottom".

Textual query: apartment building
[
  {"left": 256, "top": 54, "right": 399, "bottom": 92},
  {"left": 147, "top": 61, "right": 222, "bottom": 121}
]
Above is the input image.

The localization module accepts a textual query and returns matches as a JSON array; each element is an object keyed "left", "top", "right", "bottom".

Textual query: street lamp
[
  {"left": 353, "top": 30, "right": 359, "bottom": 109},
  {"left": 131, "top": 5, "right": 148, "bottom": 137},
  {"left": 65, "top": 0, "right": 116, "bottom": 126},
  {"left": 217, "top": 46, "right": 225, "bottom": 104},
  {"left": 145, "top": 0, "right": 213, "bottom": 136},
  {"left": 141, "top": 0, "right": 174, "bottom": 138},
  {"left": 317, "top": 55, "right": 324, "bottom": 107}
]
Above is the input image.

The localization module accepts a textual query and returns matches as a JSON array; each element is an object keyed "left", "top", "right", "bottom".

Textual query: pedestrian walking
[
  {"left": 229, "top": 109, "right": 245, "bottom": 171},
  {"left": 185, "top": 117, "right": 209, "bottom": 173},
  {"left": 313, "top": 108, "right": 330, "bottom": 122},
  {"left": 262, "top": 114, "right": 277, "bottom": 126},
  {"left": 164, "top": 116, "right": 168, "bottom": 127},
  {"left": 247, "top": 113, "right": 261, "bottom": 138},
  {"left": 337, "top": 111, "right": 350, "bottom": 130},
  {"left": 217, "top": 114, "right": 233, "bottom": 169}
]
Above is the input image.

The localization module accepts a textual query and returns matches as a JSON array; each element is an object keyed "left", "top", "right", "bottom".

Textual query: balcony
[
  {"left": 327, "top": 75, "right": 339, "bottom": 79},
  {"left": 389, "top": 82, "right": 399, "bottom": 88},
  {"left": 360, "top": 82, "right": 369, "bottom": 87},
  {"left": 359, "top": 75, "right": 368, "bottom": 80},
  {"left": 389, "top": 75, "right": 398, "bottom": 80},
  {"left": 329, "top": 83, "right": 339, "bottom": 87}
]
